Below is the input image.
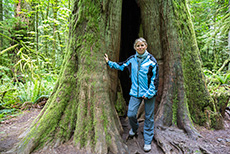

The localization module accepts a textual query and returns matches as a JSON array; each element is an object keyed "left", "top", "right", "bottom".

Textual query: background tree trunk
[
  {"left": 52, "top": 0, "right": 58, "bottom": 67},
  {"left": 228, "top": 29, "right": 230, "bottom": 70},
  {"left": 13, "top": 0, "right": 224, "bottom": 153},
  {"left": 0, "top": 0, "right": 2, "bottom": 50},
  {"left": 15, "top": 0, "right": 21, "bottom": 17},
  {"left": 35, "top": 2, "right": 39, "bottom": 53},
  {"left": 228, "top": 0, "right": 230, "bottom": 70}
]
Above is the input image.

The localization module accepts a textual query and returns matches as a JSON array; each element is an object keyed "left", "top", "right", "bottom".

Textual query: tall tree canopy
[{"left": 12, "top": 0, "right": 224, "bottom": 153}]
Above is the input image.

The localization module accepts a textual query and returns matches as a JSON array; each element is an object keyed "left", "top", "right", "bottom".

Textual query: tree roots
[{"left": 154, "top": 125, "right": 213, "bottom": 154}]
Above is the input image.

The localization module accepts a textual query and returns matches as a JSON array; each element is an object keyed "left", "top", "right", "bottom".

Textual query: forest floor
[{"left": 0, "top": 108, "right": 230, "bottom": 154}]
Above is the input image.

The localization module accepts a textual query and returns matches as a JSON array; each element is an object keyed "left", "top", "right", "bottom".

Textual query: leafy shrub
[
  {"left": 16, "top": 75, "right": 57, "bottom": 104},
  {"left": 0, "top": 72, "right": 57, "bottom": 121},
  {"left": 204, "top": 69, "right": 230, "bottom": 109},
  {"left": 204, "top": 69, "right": 230, "bottom": 90}
]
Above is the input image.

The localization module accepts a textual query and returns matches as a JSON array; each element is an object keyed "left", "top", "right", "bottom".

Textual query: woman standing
[{"left": 104, "top": 38, "right": 159, "bottom": 152}]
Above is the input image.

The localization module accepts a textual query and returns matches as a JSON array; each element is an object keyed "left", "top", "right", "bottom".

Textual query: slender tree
[
  {"left": 228, "top": 0, "right": 230, "bottom": 70},
  {"left": 229, "top": 29, "right": 230, "bottom": 70},
  {"left": 52, "top": 0, "right": 58, "bottom": 67},
  {"left": 0, "top": 0, "right": 3, "bottom": 50},
  {"left": 35, "top": 2, "right": 39, "bottom": 52},
  {"left": 15, "top": 0, "right": 21, "bottom": 17},
  {"left": 13, "top": 0, "right": 223, "bottom": 153}
]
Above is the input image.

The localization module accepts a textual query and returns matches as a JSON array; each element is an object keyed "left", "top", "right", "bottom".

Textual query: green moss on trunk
[
  {"left": 15, "top": 0, "right": 128, "bottom": 153},
  {"left": 171, "top": 0, "right": 223, "bottom": 128}
]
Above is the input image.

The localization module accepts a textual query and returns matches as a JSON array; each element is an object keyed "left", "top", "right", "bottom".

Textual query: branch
[
  {"left": 0, "top": 32, "right": 19, "bottom": 44},
  {"left": 0, "top": 32, "right": 47, "bottom": 63},
  {"left": 0, "top": 44, "right": 19, "bottom": 55},
  {"left": 216, "top": 59, "right": 230, "bottom": 73},
  {"left": 19, "top": 41, "right": 47, "bottom": 62}
]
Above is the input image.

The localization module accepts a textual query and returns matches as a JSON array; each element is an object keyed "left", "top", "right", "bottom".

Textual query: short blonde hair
[{"left": 133, "top": 37, "right": 148, "bottom": 49}]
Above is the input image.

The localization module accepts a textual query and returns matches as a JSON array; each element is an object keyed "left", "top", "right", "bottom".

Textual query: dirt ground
[{"left": 0, "top": 108, "right": 230, "bottom": 154}]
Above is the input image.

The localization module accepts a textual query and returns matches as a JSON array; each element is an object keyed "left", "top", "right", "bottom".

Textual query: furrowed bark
[
  {"left": 14, "top": 0, "right": 129, "bottom": 153},
  {"left": 153, "top": 0, "right": 209, "bottom": 152}
]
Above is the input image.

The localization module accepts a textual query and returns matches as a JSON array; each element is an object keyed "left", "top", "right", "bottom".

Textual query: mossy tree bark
[
  {"left": 14, "top": 0, "right": 128, "bottom": 154},
  {"left": 142, "top": 0, "right": 223, "bottom": 152},
  {"left": 14, "top": 0, "right": 223, "bottom": 154}
]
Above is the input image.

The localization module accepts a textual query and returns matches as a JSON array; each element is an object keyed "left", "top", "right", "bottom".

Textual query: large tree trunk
[
  {"left": 12, "top": 0, "right": 223, "bottom": 154},
  {"left": 151, "top": 0, "right": 220, "bottom": 152},
  {"left": 13, "top": 0, "right": 128, "bottom": 154}
]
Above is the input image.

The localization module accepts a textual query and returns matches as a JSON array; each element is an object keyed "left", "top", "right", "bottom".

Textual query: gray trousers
[{"left": 127, "top": 96, "right": 155, "bottom": 145}]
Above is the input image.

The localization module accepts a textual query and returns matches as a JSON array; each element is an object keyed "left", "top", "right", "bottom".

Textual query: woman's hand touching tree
[{"left": 104, "top": 53, "right": 109, "bottom": 63}]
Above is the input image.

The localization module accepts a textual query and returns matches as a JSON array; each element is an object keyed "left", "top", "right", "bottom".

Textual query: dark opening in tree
[{"left": 119, "top": 0, "right": 141, "bottom": 103}]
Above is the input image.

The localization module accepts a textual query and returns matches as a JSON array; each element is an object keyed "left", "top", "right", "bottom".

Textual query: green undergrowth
[
  {"left": 0, "top": 70, "right": 58, "bottom": 121},
  {"left": 203, "top": 69, "right": 230, "bottom": 129},
  {"left": 204, "top": 69, "right": 230, "bottom": 105}
]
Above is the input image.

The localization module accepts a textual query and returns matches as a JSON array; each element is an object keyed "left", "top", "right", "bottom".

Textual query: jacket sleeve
[
  {"left": 107, "top": 59, "right": 131, "bottom": 71},
  {"left": 144, "top": 63, "right": 158, "bottom": 99}
]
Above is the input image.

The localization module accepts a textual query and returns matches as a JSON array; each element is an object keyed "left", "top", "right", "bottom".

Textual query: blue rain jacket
[{"left": 107, "top": 51, "right": 159, "bottom": 99}]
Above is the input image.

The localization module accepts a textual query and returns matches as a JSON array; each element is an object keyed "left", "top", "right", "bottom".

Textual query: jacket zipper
[{"left": 137, "top": 61, "right": 141, "bottom": 97}]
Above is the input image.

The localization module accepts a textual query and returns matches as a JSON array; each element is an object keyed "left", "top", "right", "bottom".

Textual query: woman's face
[{"left": 135, "top": 41, "right": 147, "bottom": 55}]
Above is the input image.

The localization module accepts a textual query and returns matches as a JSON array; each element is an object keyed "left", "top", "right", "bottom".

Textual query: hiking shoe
[
  {"left": 143, "top": 144, "right": 151, "bottom": 152},
  {"left": 129, "top": 129, "right": 136, "bottom": 136}
]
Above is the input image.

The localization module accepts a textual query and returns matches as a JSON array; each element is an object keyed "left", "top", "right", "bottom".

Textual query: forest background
[{"left": 0, "top": 0, "right": 229, "bottom": 123}]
